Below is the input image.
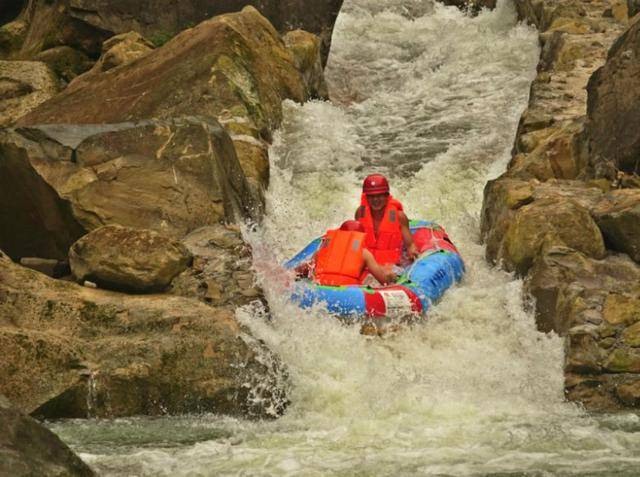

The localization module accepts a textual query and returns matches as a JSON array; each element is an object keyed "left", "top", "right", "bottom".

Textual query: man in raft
[
  {"left": 297, "top": 220, "right": 398, "bottom": 286},
  {"left": 355, "top": 174, "right": 418, "bottom": 266}
]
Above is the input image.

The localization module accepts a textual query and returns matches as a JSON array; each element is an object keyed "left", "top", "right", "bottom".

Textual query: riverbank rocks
[
  {"left": 170, "top": 225, "right": 262, "bottom": 307},
  {"left": 69, "top": 32, "right": 155, "bottom": 88},
  {"left": 0, "top": 60, "right": 59, "bottom": 127},
  {"left": 7, "top": 0, "right": 342, "bottom": 66},
  {"left": 283, "top": 30, "right": 329, "bottom": 100},
  {"left": 482, "top": 0, "right": 640, "bottom": 410},
  {"left": 69, "top": 226, "right": 192, "bottom": 293},
  {"left": 0, "top": 254, "right": 287, "bottom": 419},
  {"left": 19, "top": 8, "right": 307, "bottom": 135},
  {"left": 587, "top": 16, "right": 640, "bottom": 177},
  {"left": 0, "top": 395, "right": 95, "bottom": 477},
  {"left": 16, "top": 7, "right": 321, "bottom": 218},
  {"left": 33, "top": 46, "right": 93, "bottom": 83},
  {"left": 0, "top": 118, "right": 255, "bottom": 261},
  {"left": 593, "top": 190, "right": 640, "bottom": 262}
]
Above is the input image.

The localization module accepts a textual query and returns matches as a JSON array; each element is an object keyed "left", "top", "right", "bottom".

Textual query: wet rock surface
[
  {"left": 0, "top": 253, "right": 287, "bottom": 419},
  {"left": 69, "top": 225, "right": 193, "bottom": 293},
  {"left": 170, "top": 225, "right": 263, "bottom": 307},
  {"left": 483, "top": 0, "right": 640, "bottom": 410},
  {"left": 0, "top": 395, "right": 95, "bottom": 477}
]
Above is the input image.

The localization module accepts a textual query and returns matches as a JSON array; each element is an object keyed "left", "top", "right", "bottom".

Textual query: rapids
[{"left": 50, "top": 1, "right": 640, "bottom": 475}]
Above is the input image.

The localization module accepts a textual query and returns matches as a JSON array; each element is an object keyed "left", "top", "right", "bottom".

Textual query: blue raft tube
[{"left": 283, "top": 220, "right": 465, "bottom": 321}]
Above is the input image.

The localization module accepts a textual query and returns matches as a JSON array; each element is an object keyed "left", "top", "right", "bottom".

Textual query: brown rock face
[
  {"left": 69, "top": 31, "right": 155, "bottom": 88},
  {"left": 7, "top": 0, "right": 342, "bottom": 65},
  {"left": 593, "top": 189, "right": 640, "bottom": 262},
  {"left": 482, "top": 0, "right": 640, "bottom": 411},
  {"left": 33, "top": 46, "right": 93, "bottom": 83},
  {"left": 283, "top": 30, "right": 329, "bottom": 100},
  {"left": 0, "top": 118, "right": 255, "bottom": 261},
  {"left": 587, "top": 18, "right": 640, "bottom": 177},
  {"left": 170, "top": 225, "right": 263, "bottom": 307},
  {"left": 69, "top": 225, "right": 193, "bottom": 293},
  {"left": 0, "top": 395, "right": 95, "bottom": 477},
  {"left": 19, "top": 8, "right": 306, "bottom": 135},
  {"left": 0, "top": 254, "right": 287, "bottom": 419},
  {"left": 0, "top": 60, "right": 59, "bottom": 127}
]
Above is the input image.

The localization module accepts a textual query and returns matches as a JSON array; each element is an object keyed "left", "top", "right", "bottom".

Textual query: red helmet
[
  {"left": 340, "top": 220, "right": 365, "bottom": 232},
  {"left": 362, "top": 174, "right": 390, "bottom": 195}
]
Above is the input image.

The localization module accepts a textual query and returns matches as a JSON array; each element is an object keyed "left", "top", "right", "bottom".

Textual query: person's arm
[
  {"left": 363, "top": 249, "right": 397, "bottom": 285},
  {"left": 399, "top": 211, "right": 418, "bottom": 260}
]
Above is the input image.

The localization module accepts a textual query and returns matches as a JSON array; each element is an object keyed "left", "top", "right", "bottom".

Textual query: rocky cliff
[
  {"left": 0, "top": 4, "right": 337, "bottom": 426},
  {"left": 481, "top": 0, "right": 640, "bottom": 410}
]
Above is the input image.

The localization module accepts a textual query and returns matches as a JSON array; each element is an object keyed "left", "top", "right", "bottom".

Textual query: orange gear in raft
[
  {"left": 356, "top": 175, "right": 405, "bottom": 265},
  {"left": 314, "top": 221, "right": 367, "bottom": 286}
]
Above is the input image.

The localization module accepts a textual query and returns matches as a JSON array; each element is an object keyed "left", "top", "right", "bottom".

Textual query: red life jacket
[
  {"left": 314, "top": 230, "right": 366, "bottom": 286},
  {"left": 355, "top": 194, "right": 404, "bottom": 265}
]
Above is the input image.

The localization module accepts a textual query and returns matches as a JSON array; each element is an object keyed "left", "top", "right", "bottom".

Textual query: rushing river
[{"left": 50, "top": 1, "right": 640, "bottom": 475}]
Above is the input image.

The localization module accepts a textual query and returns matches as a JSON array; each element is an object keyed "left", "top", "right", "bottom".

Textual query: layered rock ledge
[{"left": 481, "top": 1, "right": 640, "bottom": 409}]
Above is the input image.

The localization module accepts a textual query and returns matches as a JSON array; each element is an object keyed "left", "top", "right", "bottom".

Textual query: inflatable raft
[{"left": 284, "top": 220, "right": 464, "bottom": 320}]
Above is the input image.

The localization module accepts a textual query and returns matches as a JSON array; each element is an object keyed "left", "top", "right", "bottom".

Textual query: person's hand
[
  {"left": 381, "top": 265, "right": 397, "bottom": 284},
  {"left": 407, "top": 243, "right": 419, "bottom": 261},
  {"left": 294, "top": 262, "right": 311, "bottom": 278}
]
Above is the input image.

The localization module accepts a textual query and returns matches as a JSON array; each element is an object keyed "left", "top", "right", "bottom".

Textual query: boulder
[
  {"left": 19, "top": 8, "right": 307, "bottom": 136},
  {"left": 11, "top": 0, "right": 342, "bottom": 65},
  {"left": 525, "top": 246, "right": 640, "bottom": 333},
  {"left": 283, "top": 30, "right": 329, "bottom": 100},
  {"left": 33, "top": 46, "right": 93, "bottom": 83},
  {"left": 587, "top": 18, "right": 640, "bottom": 177},
  {"left": 0, "top": 118, "right": 256, "bottom": 261},
  {"left": 0, "top": 395, "right": 95, "bottom": 477},
  {"left": 0, "top": 60, "right": 59, "bottom": 127},
  {"left": 497, "top": 197, "right": 605, "bottom": 275},
  {"left": 593, "top": 189, "right": 640, "bottom": 263},
  {"left": 170, "top": 225, "right": 263, "bottom": 307},
  {"left": 509, "top": 119, "right": 586, "bottom": 181},
  {"left": 0, "top": 20, "right": 28, "bottom": 59},
  {"left": 0, "top": 253, "right": 287, "bottom": 418},
  {"left": 69, "top": 225, "right": 192, "bottom": 293},
  {"left": 70, "top": 31, "right": 154, "bottom": 88},
  {"left": 11, "top": 1, "right": 108, "bottom": 60}
]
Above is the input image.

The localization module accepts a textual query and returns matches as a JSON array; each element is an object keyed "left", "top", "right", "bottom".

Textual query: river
[{"left": 50, "top": 1, "right": 640, "bottom": 475}]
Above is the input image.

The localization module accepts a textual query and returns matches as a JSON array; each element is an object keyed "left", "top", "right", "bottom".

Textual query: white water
[{"left": 51, "top": 1, "right": 640, "bottom": 475}]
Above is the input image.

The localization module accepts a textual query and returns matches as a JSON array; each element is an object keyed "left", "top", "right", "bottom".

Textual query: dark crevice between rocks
[{"left": 0, "top": 1, "right": 26, "bottom": 26}]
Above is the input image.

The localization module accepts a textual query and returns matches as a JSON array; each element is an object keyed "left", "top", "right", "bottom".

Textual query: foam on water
[{"left": 50, "top": 1, "right": 640, "bottom": 475}]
